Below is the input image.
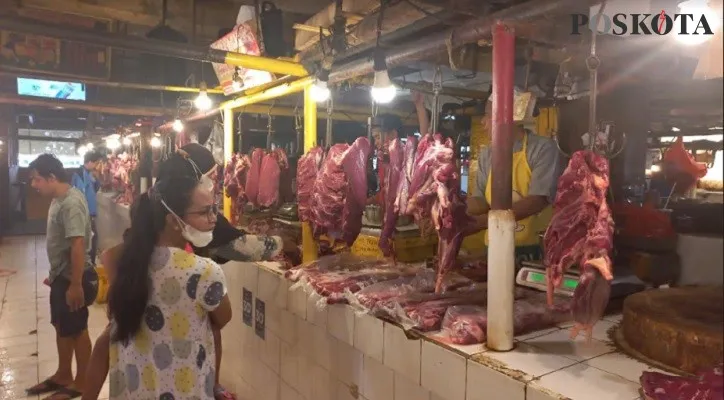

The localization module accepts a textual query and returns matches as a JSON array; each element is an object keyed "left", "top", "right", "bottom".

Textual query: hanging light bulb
[
  {"left": 86, "top": 142, "right": 94, "bottom": 150},
  {"left": 105, "top": 136, "right": 121, "bottom": 150},
  {"left": 77, "top": 144, "right": 88, "bottom": 156},
  {"left": 676, "top": 0, "right": 721, "bottom": 45},
  {"left": 310, "top": 68, "right": 331, "bottom": 103},
  {"left": 122, "top": 136, "right": 132, "bottom": 146},
  {"left": 231, "top": 67, "right": 243, "bottom": 91},
  {"left": 195, "top": 81, "right": 213, "bottom": 111},
  {"left": 150, "top": 136, "right": 162, "bottom": 148},
  {"left": 370, "top": 49, "right": 396, "bottom": 104},
  {"left": 172, "top": 118, "right": 184, "bottom": 133},
  {"left": 311, "top": 79, "right": 331, "bottom": 103}
]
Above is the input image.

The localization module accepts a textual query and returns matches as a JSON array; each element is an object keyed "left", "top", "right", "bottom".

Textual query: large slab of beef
[
  {"left": 245, "top": 148, "right": 265, "bottom": 207},
  {"left": 257, "top": 148, "right": 289, "bottom": 208},
  {"left": 437, "top": 294, "right": 572, "bottom": 345},
  {"left": 285, "top": 253, "right": 422, "bottom": 304},
  {"left": 379, "top": 138, "right": 405, "bottom": 258},
  {"left": 296, "top": 147, "right": 324, "bottom": 222},
  {"left": 349, "top": 270, "right": 475, "bottom": 317},
  {"left": 310, "top": 137, "right": 371, "bottom": 247},
  {"left": 543, "top": 150, "right": 614, "bottom": 341},
  {"left": 640, "top": 363, "right": 723, "bottom": 400},
  {"left": 406, "top": 133, "right": 481, "bottom": 293}
]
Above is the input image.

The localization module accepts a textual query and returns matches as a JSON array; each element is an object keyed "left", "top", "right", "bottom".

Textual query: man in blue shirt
[{"left": 72, "top": 151, "right": 102, "bottom": 265}]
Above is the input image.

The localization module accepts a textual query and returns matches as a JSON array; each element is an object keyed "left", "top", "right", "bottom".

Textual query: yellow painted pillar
[
  {"left": 302, "top": 86, "right": 319, "bottom": 263},
  {"left": 222, "top": 107, "right": 234, "bottom": 221}
]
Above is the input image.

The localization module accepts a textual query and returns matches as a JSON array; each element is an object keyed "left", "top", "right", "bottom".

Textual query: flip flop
[
  {"left": 214, "top": 384, "right": 236, "bottom": 400},
  {"left": 26, "top": 379, "right": 66, "bottom": 395},
  {"left": 44, "top": 387, "right": 82, "bottom": 400}
]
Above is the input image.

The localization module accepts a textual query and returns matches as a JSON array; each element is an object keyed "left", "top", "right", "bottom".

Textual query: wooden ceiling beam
[{"left": 17, "top": 0, "right": 237, "bottom": 40}]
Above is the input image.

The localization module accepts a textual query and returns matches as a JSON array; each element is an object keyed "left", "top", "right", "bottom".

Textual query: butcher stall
[{"left": 217, "top": 258, "right": 667, "bottom": 400}]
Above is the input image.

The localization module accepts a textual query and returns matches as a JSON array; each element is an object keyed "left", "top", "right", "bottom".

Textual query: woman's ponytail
[{"left": 107, "top": 192, "right": 161, "bottom": 343}]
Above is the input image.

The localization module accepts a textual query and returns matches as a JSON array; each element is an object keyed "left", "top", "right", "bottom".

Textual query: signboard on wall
[
  {"left": 0, "top": 9, "right": 111, "bottom": 79},
  {"left": 210, "top": 24, "right": 273, "bottom": 96}
]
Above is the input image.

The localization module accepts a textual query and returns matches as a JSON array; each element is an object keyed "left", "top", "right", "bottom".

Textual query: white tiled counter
[{"left": 219, "top": 261, "right": 664, "bottom": 400}]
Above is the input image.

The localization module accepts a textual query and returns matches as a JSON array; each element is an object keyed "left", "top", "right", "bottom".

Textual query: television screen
[{"left": 17, "top": 78, "right": 86, "bottom": 101}]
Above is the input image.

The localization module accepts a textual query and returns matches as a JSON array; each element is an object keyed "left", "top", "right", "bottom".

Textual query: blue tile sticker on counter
[
  {"left": 255, "top": 298, "right": 266, "bottom": 339},
  {"left": 242, "top": 288, "right": 253, "bottom": 327}
]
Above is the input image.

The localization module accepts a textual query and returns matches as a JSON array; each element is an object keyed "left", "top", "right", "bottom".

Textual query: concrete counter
[{"left": 218, "top": 261, "right": 656, "bottom": 400}]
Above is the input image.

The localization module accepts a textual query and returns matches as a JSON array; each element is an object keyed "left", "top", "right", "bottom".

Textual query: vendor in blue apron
[{"left": 465, "top": 95, "right": 561, "bottom": 264}]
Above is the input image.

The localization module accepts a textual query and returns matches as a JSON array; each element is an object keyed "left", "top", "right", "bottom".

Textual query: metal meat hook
[{"left": 430, "top": 66, "right": 443, "bottom": 134}]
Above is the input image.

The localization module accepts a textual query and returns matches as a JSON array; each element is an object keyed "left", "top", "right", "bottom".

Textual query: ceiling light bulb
[
  {"left": 195, "top": 81, "right": 212, "bottom": 111},
  {"left": 106, "top": 137, "right": 121, "bottom": 150},
  {"left": 77, "top": 145, "right": 88, "bottom": 156},
  {"left": 86, "top": 143, "right": 94, "bottom": 150},
  {"left": 672, "top": 127, "right": 681, "bottom": 132},
  {"left": 150, "top": 136, "right": 162, "bottom": 148},
  {"left": 675, "top": 0, "right": 720, "bottom": 45},
  {"left": 310, "top": 80, "right": 330, "bottom": 103},
  {"left": 195, "top": 92, "right": 212, "bottom": 111},
  {"left": 122, "top": 137, "right": 132, "bottom": 146},
  {"left": 172, "top": 119, "right": 184, "bottom": 133},
  {"left": 371, "top": 70, "right": 397, "bottom": 104}
]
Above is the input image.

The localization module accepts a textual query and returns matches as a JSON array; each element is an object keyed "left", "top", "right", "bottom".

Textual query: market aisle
[{"left": 0, "top": 236, "right": 109, "bottom": 400}]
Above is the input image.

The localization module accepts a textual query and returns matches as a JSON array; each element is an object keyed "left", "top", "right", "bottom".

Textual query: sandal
[
  {"left": 214, "top": 384, "right": 236, "bottom": 400},
  {"left": 43, "top": 387, "right": 82, "bottom": 400},
  {"left": 26, "top": 379, "right": 66, "bottom": 395}
]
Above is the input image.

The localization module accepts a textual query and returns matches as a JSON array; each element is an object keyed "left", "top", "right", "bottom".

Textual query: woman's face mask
[{"left": 161, "top": 197, "right": 217, "bottom": 248}]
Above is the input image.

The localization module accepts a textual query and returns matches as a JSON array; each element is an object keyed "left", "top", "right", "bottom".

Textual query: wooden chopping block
[
  {"left": 622, "top": 286, "right": 723, "bottom": 374},
  {"left": 626, "top": 251, "right": 681, "bottom": 287}
]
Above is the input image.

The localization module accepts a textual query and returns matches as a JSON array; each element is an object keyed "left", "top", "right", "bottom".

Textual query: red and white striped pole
[{"left": 487, "top": 21, "right": 516, "bottom": 352}]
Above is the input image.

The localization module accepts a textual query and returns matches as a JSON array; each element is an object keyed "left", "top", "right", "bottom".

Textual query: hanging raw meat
[
  {"left": 543, "top": 150, "right": 614, "bottom": 341},
  {"left": 297, "top": 147, "right": 324, "bottom": 222},
  {"left": 244, "top": 148, "right": 265, "bottom": 207},
  {"left": 406, "top": 133, "right": 481, "bottom": 293},
  {"left": 309, "top": 137, "right": 371, "bottom": 247},
  {"left": 379, "top": 138, "right": 405, "bottom": 258},
  {"left": 223, "top": 153, "right": 251, "bottom": 223},
  {"left": 257, "top": 148, "right": 289, "bottom": 208},
  {"left": 101, "top": 153, "right": 138, "bottom": 205},
  {"left": 394, "top": 136, "right": 417, "bottom": 216}
]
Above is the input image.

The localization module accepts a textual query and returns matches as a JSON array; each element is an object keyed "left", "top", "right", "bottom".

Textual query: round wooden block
[{"left": 621, "top": 286, "right": 723, "bottom": 374}]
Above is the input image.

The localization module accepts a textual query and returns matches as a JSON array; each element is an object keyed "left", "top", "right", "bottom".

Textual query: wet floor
[{"left": 0, "top": 236, "right": 109, "bottom": 400}]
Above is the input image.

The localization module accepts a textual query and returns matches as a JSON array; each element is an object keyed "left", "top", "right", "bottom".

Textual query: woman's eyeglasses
[{"left": 186, "top": 204, "right": 219, "bottom": 221}]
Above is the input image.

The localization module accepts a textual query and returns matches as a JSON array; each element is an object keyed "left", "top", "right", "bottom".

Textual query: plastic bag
[{"left": 663, "top": 137, "right": 707, "bottom": 192}]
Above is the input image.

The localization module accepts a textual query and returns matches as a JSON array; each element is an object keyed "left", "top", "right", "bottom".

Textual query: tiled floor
[{"left": 0, "top": 236, "right": 109, "bottom": 400}]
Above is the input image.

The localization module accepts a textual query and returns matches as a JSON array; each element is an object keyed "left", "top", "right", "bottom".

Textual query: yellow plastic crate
[
  {"left": 95, "top": 265, "right": 109, "bottom": 304},
  {"left": 351, "top": 233, "right": 438, "bottom": 263}
]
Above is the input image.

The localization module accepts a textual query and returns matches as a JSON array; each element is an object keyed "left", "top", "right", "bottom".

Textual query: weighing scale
[{"left": 516, "top": 260, "right": 646, "bottom": 298}]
